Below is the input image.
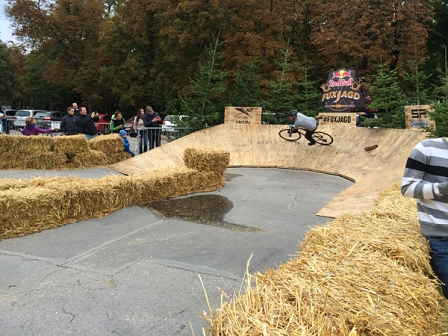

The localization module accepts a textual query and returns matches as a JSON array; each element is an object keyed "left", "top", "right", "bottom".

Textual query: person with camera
[
  {"left": 143, "top": 106, "right": 162, "bottom": 150},
  {"left": 110, "top": 110, "right": 126, "bottom": 134},
  {"left": 79, "top": 107, "right": 99, "bottom": 140}
]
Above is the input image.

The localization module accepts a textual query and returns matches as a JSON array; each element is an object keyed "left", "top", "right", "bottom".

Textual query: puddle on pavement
[
  {"left": 146, "top": 194, "right": 265, "bottom": 232},
  {"left": 225, "top": 172, "right": 242, "bottom": 181}
]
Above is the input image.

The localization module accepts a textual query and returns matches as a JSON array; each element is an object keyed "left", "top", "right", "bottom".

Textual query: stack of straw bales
[
  {"left": 0, "top": 133, "right": 128, "bottom": 169},
  {"left": 0, "top": 134, "right": 66, "bottom": 169},
  {"left": 201, "top": 183, "right": 447, "bottom": 335},
  {"left": 89, "top": 134, "right": 131, "bottom": 164},
  {"left": 0, "top": 147, "right": 230, "bottom": 239}
]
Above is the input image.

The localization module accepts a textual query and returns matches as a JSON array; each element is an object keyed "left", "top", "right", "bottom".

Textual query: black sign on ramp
[{"left": 318, "top": 68, "right": 366, "bottom": 112}]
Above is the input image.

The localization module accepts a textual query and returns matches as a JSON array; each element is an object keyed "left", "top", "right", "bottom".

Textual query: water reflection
[{"left": 146, "top": 194, "right": 265, "bottom": 232}]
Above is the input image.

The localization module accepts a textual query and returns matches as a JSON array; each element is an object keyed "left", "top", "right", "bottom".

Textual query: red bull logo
[
  {"left": 330, "top": 69, "right": 353, "bottom": 87},
  {"left": 332, "top": 70, "right": 351, "bottom": 79}
]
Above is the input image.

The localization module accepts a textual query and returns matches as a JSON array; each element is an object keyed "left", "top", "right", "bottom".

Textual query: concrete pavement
[{"left": 0, "top": 168, "right": 352, "bottom": 335}]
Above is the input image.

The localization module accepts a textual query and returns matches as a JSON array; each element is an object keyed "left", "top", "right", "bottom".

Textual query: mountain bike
[{"left": 279, "top": 125, "right": 333, "bottom": 145}]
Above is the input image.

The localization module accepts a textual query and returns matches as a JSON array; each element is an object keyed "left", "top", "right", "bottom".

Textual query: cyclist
[{"left": 288, "top": 110, "right": 317, "bottom": 146}]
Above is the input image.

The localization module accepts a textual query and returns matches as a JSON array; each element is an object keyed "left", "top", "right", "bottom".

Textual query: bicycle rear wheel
[
  {"left": 312, "top": 131, "right": 333, "bottom": 145},
  {"left": 279, "top": 129, "right": 302, "bottom": 141}
]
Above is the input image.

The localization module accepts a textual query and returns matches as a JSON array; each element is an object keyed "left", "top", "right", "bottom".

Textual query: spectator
[
  {"left": 72, "top": 102, "right": 81, "bottom": 117},
  {"left": 357, "top": 94, "right": 376, "bottom": 127},
  {"left": 143, "top": 105, "right": 162, "bottom": 149},
  {"left": 401, "top": 138, "right": 448, "bottom": 298},
  {"left": 119, "top": 129, "right": 135, "bottom": 157},
  {"left": 133, "top": 108, "right": 148, "bottom": 153},
  {"left": 60, "top": 106, "right": 81, "bottom": 135},
  {"left": 22, "top": 117, "right": 55, "bottom": 136},
  {"left": 79, "top": 107, "right": 99, "bottom": 140},
  {"left": 110, "top": 110, "right": 126, "bottom": 134},
  {"left": 0, "top": 108, "right": 5, "bottom": 134}
]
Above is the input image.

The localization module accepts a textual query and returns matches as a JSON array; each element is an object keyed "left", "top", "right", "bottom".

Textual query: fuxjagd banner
[{"left": 318, "top": 68, "right": 365, "bottom": 112}]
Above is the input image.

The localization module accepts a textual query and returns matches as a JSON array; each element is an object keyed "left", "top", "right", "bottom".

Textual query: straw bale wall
[
  {"left": 184, "top": 148, "right": 230, "bottom": 172},
  {"left": 202, "top": 184, "right": 447, "bottom": 335},
  {"left": 0, "top": 134, "right": 128, "bottom": 169},
  {"left": 0, "top": 148, "right": 229, "bottom": 239}
]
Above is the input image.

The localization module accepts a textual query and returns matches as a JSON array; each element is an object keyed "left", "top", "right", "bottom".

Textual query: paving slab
[{"left": 0, "top": 168, "right": 352, "bottom": 335}]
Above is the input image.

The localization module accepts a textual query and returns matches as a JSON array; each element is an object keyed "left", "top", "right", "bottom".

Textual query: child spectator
[
  {"left": 22, "top": 117, "right": 55, "bottom": 136},
  {"left": 119, "top": 130, "right": 135, "bottom": 157}
]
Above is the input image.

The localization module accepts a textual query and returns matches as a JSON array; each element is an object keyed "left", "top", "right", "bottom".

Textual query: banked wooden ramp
[{"left": 110, "top": 124, "right": 427, "bottom": 218}]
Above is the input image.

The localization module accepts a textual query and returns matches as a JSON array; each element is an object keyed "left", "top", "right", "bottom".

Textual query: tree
[
  {"left": 364, "top": 62, "right": 408, "bottom": 129},
  {"left": 261, "top": 46, "right": 299, "bottom": 124},
  {"left": 296, "top": 54, "right": 323, "bottom": 116},
  {"left": 226, "top": 62, "right": 262, "bottom": 107},
  {"left": 309, "top": 0, "right": 435, "bottom": 77},
  {"left": 403, "top": 58, "right": 432, "bottom": 105},
  {"left": 0, "top": 42, "right": 15, "bottom": 104},
  {"left": 6, "top": 0, "right": 105, "bottom": 110},
  {"left": 178, "top": 34, "right": 228, "bottom": 128}
]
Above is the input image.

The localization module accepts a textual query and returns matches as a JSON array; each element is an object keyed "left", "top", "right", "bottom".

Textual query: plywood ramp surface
[{"left": 110, "top": 124, "right": 427, "bottom": 218}]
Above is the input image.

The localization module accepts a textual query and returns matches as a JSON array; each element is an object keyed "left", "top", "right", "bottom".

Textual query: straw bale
[
  {"left": 204, "top": 252, "right": 444, "bottom": 336},
  {"left": 0, "top": 134, "right": 16, "bottom": 150},
  {"left": 120, "top": 168, "right": 226, "bottom": 205},
  {"left": 202, "top": 184, "right": 448, "bottom": 335},
  {"left": 22, "top": 152, "right": 68, "bottom": 170},
  {"left": 1, "top": 134, "right": 54, "bottom": 155},
  {"left": 52, "top": 134, "right": 89, "bottom": 155},
  {"left": 73, "top": 150, "right": 108, "bottom": 168},
  {"left": 88, "top": 134, "right": 123, "bottom": 153},
  {"left": 19, "top": 135, "right": 54, "bottom": 154},
  {"left": 0, "top": 162, "right": 226, "bottom": 240},
  {"left": 0, "top": 151, "right": 18, "bottom": 169},
  {"left": 0, "top": 176, "right": 125, "bottom": 238},
  {"left": 184, "top": 147, "right": 230, "bottom": 172},
  {"left": 299, "top": 214, "right": 431, "bottom": 276},
  {"left": 107, "top": 151, "right": 132, "bottom": 164}
]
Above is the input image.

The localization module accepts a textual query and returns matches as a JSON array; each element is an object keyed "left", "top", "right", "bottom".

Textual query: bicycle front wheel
[
  {"left": 279, "top": 129, "right": 302, "bottom": 141},
  {"left": 312, "top": 131, "right": 333, "bottom": 145}
]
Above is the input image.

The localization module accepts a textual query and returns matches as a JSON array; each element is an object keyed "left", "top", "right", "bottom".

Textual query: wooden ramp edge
[{"left": 110, "top": 124, "right": 427, "bottom": 218}]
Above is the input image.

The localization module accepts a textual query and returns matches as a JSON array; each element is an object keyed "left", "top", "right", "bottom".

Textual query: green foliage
[
  {"left": 296, "top": 55, "right": 324, "bottom": 117},
  {"left": 178, "top": 35, "right": 228, "bottom": 128},
  {"left": 364, "top": 62, "right": 408, "bottom": 129},
  {"left": 261, "top": 46, "right": 299, "bottom": 124},
  {"left": 423, "top": 103, "right": 448, "bottom": 137},
  {"left": 424, "top": 65, "right": 448, "bottom": 137},
  {"left": 0, "top": 42, "right": 14, "bottom": 104},
  {"left": 226, "top": 62, "right": 262, "bottom": 107},
  {"left": 432, "top": 65, "right": 448, "bottom": 103},
  {"left": 403, "top": 58, "right": 432, "bottom": 105}
]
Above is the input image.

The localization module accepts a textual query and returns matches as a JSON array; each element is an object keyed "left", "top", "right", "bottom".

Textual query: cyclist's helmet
[{"left": 288, "top": 110, "right": 298, "bottom": 117}]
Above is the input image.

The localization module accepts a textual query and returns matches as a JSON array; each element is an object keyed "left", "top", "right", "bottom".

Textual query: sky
[{"left": 0, "top": 0, "right": 18, "bottom": 44}]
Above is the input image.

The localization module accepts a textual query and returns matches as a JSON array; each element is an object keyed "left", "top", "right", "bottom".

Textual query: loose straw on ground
[{"left": 201, "top": 183, "right": 447, "bottom": 335}]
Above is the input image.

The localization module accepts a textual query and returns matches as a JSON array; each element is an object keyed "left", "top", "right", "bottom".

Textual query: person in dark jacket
[
  {"left": 60, "top": 107, "right": 81, "bottom": 135},
  {"left": 79, "top": 107, "right": 99, "bottom": 140},
  {"left": 110, "top": 110, "right": 126, "bottom": 134},
  {"left": 143, "top": 105, "right": 162, "bottom": 149},
  {"left": 72, "top": 102, "right": 81, "bottom": 118}
]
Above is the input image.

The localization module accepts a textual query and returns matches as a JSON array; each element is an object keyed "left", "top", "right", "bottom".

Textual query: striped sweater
[{"left": 401, "top": 137, "right": 448, "bottom": 237}]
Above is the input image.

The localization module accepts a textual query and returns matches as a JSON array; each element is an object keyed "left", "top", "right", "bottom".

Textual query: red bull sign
[{"left": 319, "top": 68, "right": 365, "bottom": 112}]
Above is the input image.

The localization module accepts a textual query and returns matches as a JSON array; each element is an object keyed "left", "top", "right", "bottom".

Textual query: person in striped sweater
[{"left": 401, "top": 138, "right": 448, "bottom": 298}]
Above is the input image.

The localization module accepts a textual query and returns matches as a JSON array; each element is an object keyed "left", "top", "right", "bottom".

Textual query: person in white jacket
[
  {"left": 288, "top": 110, "right": 317, "bottom": 146},
  {"left": 401, "top": 137, "right": 448, "bottom": 298}
]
